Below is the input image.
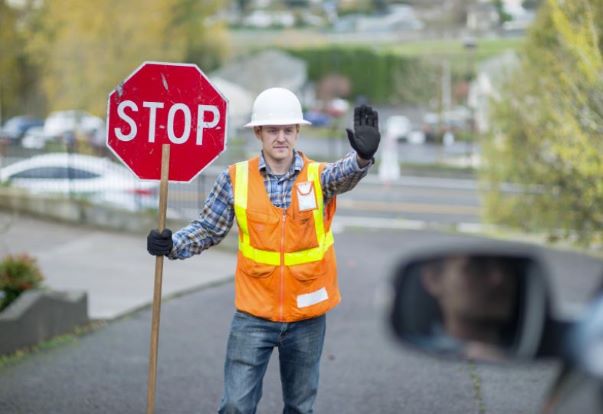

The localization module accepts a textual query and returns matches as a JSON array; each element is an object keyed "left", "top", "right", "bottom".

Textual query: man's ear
[{"left": 253, "top": 126, "right": 262, "bottom": 139}]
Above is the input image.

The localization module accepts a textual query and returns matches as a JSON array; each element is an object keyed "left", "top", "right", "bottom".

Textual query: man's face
[
  {"left": 254, "top": 124, "right": 299, "bottom": 165},
  {"left": 423, "top": 256, "right": 518, "bottom": 322}
]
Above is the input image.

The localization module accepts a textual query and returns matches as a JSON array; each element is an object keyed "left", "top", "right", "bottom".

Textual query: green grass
[
  {"left": 397, "top": 161, "right": 476, "bottom": 177},
  {"left": 467, "top": 360, "right": 487, "bottom": 414},
  {"left": 383, "top": 37, "right": 523, "bottom": 77},
  {"left": 0, "top": 320, "right": 107, "bottom": 370},
  {"left": 231, "top": 28, "right": 523, "bottom": 62},
  {"left": 383, "top": 38, "right": 522, "bottom": 60}
]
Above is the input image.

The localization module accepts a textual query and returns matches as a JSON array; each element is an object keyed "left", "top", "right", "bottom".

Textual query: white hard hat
[{"left": 245, "top": 87, "right": 311, "bottom": 127}]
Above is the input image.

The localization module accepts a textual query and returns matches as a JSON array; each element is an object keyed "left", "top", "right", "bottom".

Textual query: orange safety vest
[{"left": 228, "top": 155, "right": 340, "bottom": 322}]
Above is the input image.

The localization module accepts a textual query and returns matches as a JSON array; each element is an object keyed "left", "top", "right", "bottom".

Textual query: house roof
[
  {"left": 209, "top": 77, "right": 254, "bottom": 129},
  {"left": 211, "top": 49, "right": 307, "bottom": 97}
]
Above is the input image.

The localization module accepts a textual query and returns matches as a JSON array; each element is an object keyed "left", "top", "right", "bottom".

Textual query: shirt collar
[{"left": 259, "top": 150, "right": 304, "bottom": 176}]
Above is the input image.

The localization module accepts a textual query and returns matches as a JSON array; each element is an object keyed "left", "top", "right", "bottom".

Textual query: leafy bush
[
  {"left": 481, "top": 0, "right": 603, "bottom": 247},
  {"left": 284, "top": 45, "right": 438, "bottom": 105},
  {"left": 0, "top": 254, "right": 44, "bottom": 311}
]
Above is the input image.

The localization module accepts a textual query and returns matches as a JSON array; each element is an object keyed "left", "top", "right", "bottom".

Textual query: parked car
[
  {"left": 0, "top": 116, "right": 44, "bottom": 143},
  {"left": 407, "top": 130, "right": 426, "bottom": 145},
  {"left": 388, "top": 241, "right": 603, "bottom": 413},
  {"left": 422, "top": 107, "right": 472, "bottom": 143},
  {"left": 242, "top": 10, "right": 294, "bottom": 29},
  {"left": 43, "top": 110, "right": 104, "bottom": 140},
  {"left": 304, "top": 110, "right": 332, "bottom": 127},
  {"left": 385, "top": 115, "right": 412, "bottom": 142},
  {"left": 0, "top": 153, "right": 158, "bottom": 212},
  {"left": 21, "top": 127, "right": 51, "bottom": 149}
]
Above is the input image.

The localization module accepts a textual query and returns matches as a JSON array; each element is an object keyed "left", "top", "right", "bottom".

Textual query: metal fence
[
  {"left": 0, "top": 140, "right": 237, "bottom": 220},
  {"left": 0, "top": 126, "right": 358, "bottom": 220},
  {"left": 1, "top": 127, "right": 477, "bottom": 221}
]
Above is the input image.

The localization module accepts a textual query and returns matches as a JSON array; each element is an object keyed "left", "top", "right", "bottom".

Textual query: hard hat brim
[{"left": 244, "top": 119, "right": 312, "bottom": 128}]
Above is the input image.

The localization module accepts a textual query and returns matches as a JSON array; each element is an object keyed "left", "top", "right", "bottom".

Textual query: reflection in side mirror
[{"left": 390, "top": 253, "right": 550, "bottom": 363}]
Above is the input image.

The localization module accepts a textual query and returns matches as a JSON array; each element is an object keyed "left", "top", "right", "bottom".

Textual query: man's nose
[{"left": 275, "top": 129, "right": 286, "bottom": 141}]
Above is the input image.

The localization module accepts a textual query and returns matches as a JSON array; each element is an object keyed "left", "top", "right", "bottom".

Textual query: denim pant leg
[
  {"left": 219, "top": 312, "right": 278, "bottom": 414},
  {"left": 278, "top": 315, "right": 326, "bottom": 414}
]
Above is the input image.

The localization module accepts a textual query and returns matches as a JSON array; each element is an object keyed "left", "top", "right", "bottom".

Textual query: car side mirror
[{"left": 389, "top": 251, "right": 552, "bottom": 363}]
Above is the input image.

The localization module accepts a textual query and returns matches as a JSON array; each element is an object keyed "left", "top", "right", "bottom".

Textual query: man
[
  {"left": 419, "top": 255, "right": 519, "bottom": 360},
  {"left": 147, "top": 87, "right": 380, "bottom": 413}
]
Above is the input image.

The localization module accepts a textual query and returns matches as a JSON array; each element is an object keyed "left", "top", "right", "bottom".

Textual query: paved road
[
  {"left": 336, "top": 174, "right": 479, "bottom": 225},
  {"left": 1, "top": 228, "right": 601, "bottom": 413}
]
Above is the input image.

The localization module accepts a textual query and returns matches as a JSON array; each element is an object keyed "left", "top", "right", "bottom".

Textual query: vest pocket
[
  {"left": 239, "top": 254, "right": 275, "bottom": 278},
  {"left": 286, "top": 210, "right": 319, "bottom": 252},
  {"left": 247, "top": 210, "right": 280, "bottom": 251},
  {"left": 288, "top": 259, "right": 326, "bottom": 281}
]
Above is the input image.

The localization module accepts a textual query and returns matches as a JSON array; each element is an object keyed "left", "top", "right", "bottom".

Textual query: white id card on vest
[{"left": 296, "top": 181, "right": 317, "bottom": 211}]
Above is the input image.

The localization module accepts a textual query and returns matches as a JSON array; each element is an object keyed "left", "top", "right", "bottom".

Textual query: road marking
[
  {"left": 355, "top": 185, "right": 477, "bottom": 196},
  {"left": 336, "top": 199, "right": 480, "bottom": 215},
  {"left": 331, "top": 215, "right": 484, "bottom": 233},
  {"left": 362, "top": 174, "right": 478, "bottom": 190}
]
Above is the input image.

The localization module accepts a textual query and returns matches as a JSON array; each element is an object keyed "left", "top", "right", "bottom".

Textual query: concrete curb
[
  {"left": 0, "top": 188, "right": 163, "bottom": 235},
  {"left": 0, "top": 290, "right": 88, "bottom": 355}
]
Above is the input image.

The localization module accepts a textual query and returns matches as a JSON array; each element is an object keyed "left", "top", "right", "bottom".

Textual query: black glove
[
  {"left": 345, "top": 105, "right": 381, "bottom": 160},
  {"left": 147, "top": 229, "right": 173, "bottom": 256}
]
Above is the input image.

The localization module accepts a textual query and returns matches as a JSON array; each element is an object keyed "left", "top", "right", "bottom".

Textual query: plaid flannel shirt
[{"left": 169, "top": 150, "right": 370, "bottom": 259}]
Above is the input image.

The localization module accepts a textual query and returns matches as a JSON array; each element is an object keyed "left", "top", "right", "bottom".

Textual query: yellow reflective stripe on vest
[
  {"left": 234, "top": 161, "right": 281, "bottom": 266},
  {"left": 284, "top": 231, "right": 334, "bottom": 266},
  {"left": 234, "top": 160, "right": 334, "bottom": 267},
  {"left": 242, "top": 243, "right": 281, "bottom": 266},
  {"left": 234, "top": 161, "right": 250, "bottom": 247},
  {"left": 307, "top": 162, "right": 325, "bottom": 243},
  {"left": 284, "top": 162, "right": 334, "bottom": 265}
]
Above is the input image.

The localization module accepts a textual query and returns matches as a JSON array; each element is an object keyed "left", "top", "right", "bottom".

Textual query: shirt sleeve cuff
[
  {"left": 167, "top": 244, "right": 178, "bottom": 260},
  {"left": 167, "top": 234, "right": 184, "bottom": 260},
  {"left": 353, "top": 153, "right": 374, "bottom": 171}
]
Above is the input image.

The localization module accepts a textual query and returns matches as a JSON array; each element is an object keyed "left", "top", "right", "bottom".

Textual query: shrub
[
  {"left": 0, "top": 254, "right": 44, "bottom": 312},
  {"left": 481, "top": 0, "right": 603, "bottom": 246},
  {"left": 284, "top": 45, "right": 438, "bottom": 105}
]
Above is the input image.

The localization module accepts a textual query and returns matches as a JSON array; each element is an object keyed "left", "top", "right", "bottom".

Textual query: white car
[
  {"left": 21, "top": 126, "right": 50, "bottom": 149},
  {"left": 0, "top": 153, "right": 159, "bottom": 212},
  {"left": 385, "top": 115, "right": 412, "bottom": 141},
  {"left": 43, "top": 110, "right": 104, "bottom": 140}
]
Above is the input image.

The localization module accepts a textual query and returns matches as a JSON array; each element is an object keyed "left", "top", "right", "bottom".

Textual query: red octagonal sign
[{"left": 106, "top": 62, "right": 228, "bottom": 182}]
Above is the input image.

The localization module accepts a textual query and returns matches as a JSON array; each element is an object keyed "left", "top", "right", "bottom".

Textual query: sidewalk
[{"left": 0, "top": 211, "right": 236, "bottom": 320}]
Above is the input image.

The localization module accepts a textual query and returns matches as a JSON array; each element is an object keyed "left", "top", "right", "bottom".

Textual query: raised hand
[{"left": 345, "top": 105, "right": 381, "bottom": 160}]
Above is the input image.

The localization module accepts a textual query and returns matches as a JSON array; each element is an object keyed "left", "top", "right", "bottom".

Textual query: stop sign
[{"left": 106, "top": 62, "right": 228, "bottom": 182}]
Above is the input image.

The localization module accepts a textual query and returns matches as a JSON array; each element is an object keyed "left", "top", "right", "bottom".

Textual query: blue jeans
[{"left": 218, "top": 311, "right": 326, "bottom": 414}]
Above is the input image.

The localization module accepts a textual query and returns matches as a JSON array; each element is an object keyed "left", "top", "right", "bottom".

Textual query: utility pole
[
  {"left": 0, "top": 80, "right": 4, "bottom": 126},
  {"left": 463, "top": 36, "right": 479, "bottom": 164},
  {"left": 437, "top": 59, "right": 451, "bottom": 148},
  {"left": 442, "top": 59, "right": 451, "bottom": 115}
]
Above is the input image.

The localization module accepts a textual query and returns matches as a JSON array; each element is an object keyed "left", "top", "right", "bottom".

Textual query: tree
[
  {"left": 0, "top": 1, "right": 20, "bottom": 122},
  {"left": 482, "top": 0, "right": 603, "bottom": 246},
  {"left": 26, "top": 0, "right": 230, "bottom": 116},
  {"left": 522, "top": 0, "right": 543, "bottom": 10},
  {"left": 0, "top": 1, "right": 41, "bottom": 121},
  {"left": 493, "top": 0, "right": 512, "bottom": 24}
]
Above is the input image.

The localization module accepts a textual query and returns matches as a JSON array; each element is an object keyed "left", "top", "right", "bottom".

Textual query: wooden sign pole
[{"left": 146, "top": 144, "right": 170, "bottom": 414}]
